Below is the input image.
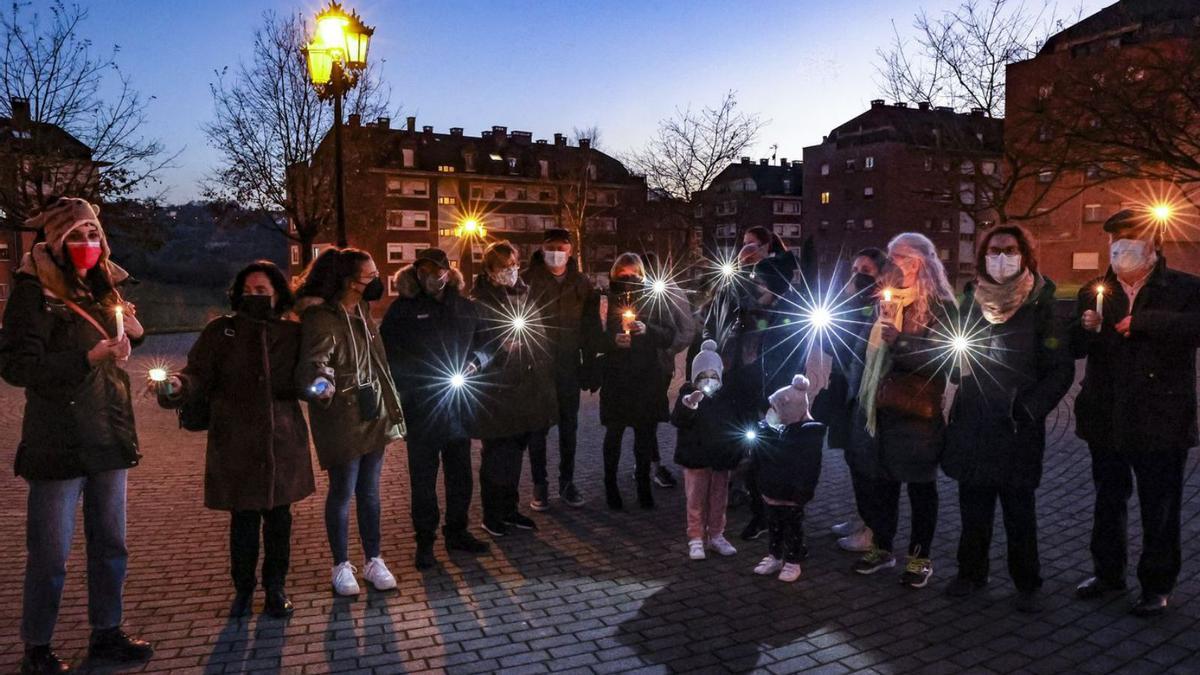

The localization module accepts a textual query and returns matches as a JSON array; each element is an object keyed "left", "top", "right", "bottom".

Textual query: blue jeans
[
  {"left": 325, "top": 446, "right": 385, "bottom": 565},
  {"left": 22, "top": 469, "right": 128, "bottom": 646}
]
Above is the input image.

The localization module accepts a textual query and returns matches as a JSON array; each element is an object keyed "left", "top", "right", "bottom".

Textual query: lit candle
[
  {"left": 114, "top": 305, "right": 125, "bottom": 342},
  {"left": 880, "top": 288, "right": 899, "bottom": 326},
  {"left": 883, "top": 288, "right": 893, "bottom": 303},
  {"left": 1095, "top": 285, "right": 1104, "bottom": 322},
  {"left": 621, "top": 309, "right": 637, "bottom": 335}
]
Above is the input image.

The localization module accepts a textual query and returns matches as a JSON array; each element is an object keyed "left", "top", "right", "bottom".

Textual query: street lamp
[{"left": 304, "top": 2, "right": 374, "bottom": 248}]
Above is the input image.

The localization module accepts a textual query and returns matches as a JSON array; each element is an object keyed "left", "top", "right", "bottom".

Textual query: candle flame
[{"left": 882, "top": 288, "right": 893, "bottom": 303}]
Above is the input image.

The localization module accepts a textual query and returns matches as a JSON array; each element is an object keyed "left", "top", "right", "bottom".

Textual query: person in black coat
[
  {"left": 942, "top": 226, "right": 1074, "bottom": 613},
  {"left": 1071, "top": 209, "right": 1200, "bottom": 617},
  {"left": 672, "top": 340, "right": 744, "bottom": 560},
  {"left": 380, "top": 248, "right": 492, "bottom": 570},
  {"left": 599, "top": 252, "right": 676, "bottom": 510}
]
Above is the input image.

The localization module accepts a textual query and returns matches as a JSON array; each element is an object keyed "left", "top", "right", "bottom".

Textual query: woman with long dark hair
[{"left": 295, "top": 248, "right": 405, "bottom": 596}]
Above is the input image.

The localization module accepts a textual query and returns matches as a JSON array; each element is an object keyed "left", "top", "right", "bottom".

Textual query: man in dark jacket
[
  {"left": 380, "top": 248, "right": 492, "bottom": 570},
  {"left": 1071, "top": 209, "right": 1200, "bottom": 617},
  {"left": 522, "top": 229, "right": 599, "bottom": 510}
]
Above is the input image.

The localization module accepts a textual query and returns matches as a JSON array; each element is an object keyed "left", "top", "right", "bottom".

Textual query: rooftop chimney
[
  {"left": 741, "top": 156, "right": 751, "bottom": 164},
  {"left": 792, "top": 160, "right": 802, "bottom": 167},
  {"left": 406, "top": 116, "right": 416, "bottom": 132},
  {"left": 870, "top": 99, "right": 885, "bottom": 108},
  {"left": 779, "top": 157, "right": 788, "bottom": 166},
  {"left": 935, "top": 105, "right": 953, "bottom": 112},
  {"left": 449, "top": 127, "right": 463, "bottom": 136},
  {"left": 422, "top": 125, "right": 433, "bottom": 134},
  {"left": 918, "top": 101, "right": 931, "bottom": 111},
  {"left": 377, "top": 117, "right": 391, "bottom": 129},
  {"left": 759, "top": 158, "right": 768, "bottom": 166},
  {"left": 10, "top": 97, "right": 28, "bottom": 127},
  {"left": 348, "top": 113, "right": 361, "bottom": 128},
  {"left": 579, "top": 138, "right": 591, "bottom": 150},
  {"left": 554, "top": 133, "right": 566, "bottom": 147},
  {"left": 895, "top": 101, "right": 908, "bottom": 108},
  {"left": 492, "top": 125, "right": 507, "bottom": 136},
  {"left": 969, "top": 107, "right": 987, "bottom": 117}
]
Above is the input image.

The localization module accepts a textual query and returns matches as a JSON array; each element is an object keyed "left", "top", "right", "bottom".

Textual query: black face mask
[
  {"left": 610, "top": 276, "right": 641, "bottom": 295},
  {"left": 852, "top": 272, "right": 876, "bottom": 293},
  {"left": 360, "top": 278, "right": 384, "bottom": 302},
  {"left": 240, "top": 294, "right": 274, "bottom": 321}
]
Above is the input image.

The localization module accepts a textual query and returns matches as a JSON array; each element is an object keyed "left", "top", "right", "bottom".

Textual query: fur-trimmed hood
[
  {"left": 17, "top": 242, "right": 131, "bottom": 301},
  {"left": 392, "top": 264, "right": 465, "bottom": 300}
]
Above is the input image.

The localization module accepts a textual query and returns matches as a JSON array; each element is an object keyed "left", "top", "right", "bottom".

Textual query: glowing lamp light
[
  {"left": 1151, "top": 203, "right": 1172, "bottom": 223},
  {"left": 304, "top": 43, "right": 334, "bottom": 85},
  {"left": 455, "top": 217, "right": 486, "bottom": 238},
  {"left": 316, "top": 12, "right": 350, "bottom": 53}
]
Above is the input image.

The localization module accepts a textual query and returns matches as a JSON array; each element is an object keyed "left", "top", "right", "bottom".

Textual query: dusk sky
[{"left": 77, "top": 0, "right": 1112, "bottom": 202}]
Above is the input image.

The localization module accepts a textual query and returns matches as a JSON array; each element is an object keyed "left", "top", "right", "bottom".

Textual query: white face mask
[
  {"left": 985, "top": 253, "right": 1022, "bottom": 282},
  {"left": 543, "top": 250, "right": 569, "bottom": 268},
  {"left": 697, "top": 377, "right": 721, "bottom": 396},
  {"left": 1110, "top": 239, "right": 1152, "bottom": 276},
  {"left": 764, "top": 408, "right": 783, "bottom": 430},
  {"left": 493, "top": 267, "right": 519, "bottom": 287}
]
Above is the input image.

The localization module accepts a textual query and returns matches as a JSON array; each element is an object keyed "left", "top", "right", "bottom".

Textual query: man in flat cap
[{"left": 1071, "top": 208, "right": 1200, "bottom": 616}]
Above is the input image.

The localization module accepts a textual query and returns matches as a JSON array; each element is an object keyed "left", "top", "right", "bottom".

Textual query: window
[
  {"left": 386, "top": 209, "right": 429, "bottom": 230},
  {"left": 773, "top": 223, "right": 801, "bottom": 238},
  {"left": 587, "top": 216, "right": 617, "bottom": 232},
  {"left": 516, "top": 188, "right": 528, "bottom": 201},
  {"left": 961, "top": 161, "right": 975, "bottom": 175},
  {"left": 438, "top": 196, "right": 456, "bottom": 205},
  {"left": 290, "top": 245, "right": 299, "bottom": 266},
  {"left": 863, "top": 218, "right": 874, "bottom": 229},
  {"left": 539, "top": 159, "right": 549, "bottom": 178},
  {"left": 782, "top": 178, "right": 792, "bottom": 192},
  {"left": 819, "top": 220, "right": 829, "bottom": 231},
  {"left": 1086, "top": 164, "right": 1102, "bottom": 179},
  {"left": 312, "top": 243, "right": 333, "bottom": 261},
  {"left": 464, "top": 153, "right": 476, "bottom": 172},
  {"left": 1037, "top": 170, "right": 1054, "bottom": 183},
  {"left": 541, "top": 216, "right": 557, "bottom": 229},
  {"left": 959, "top": 182, "right": 976, "bottom": 205},
  {"left": 539, "top": 189, "right": 555, "bottom": 201},
  {"left": 386, "top": 243, "right": 423, "bottom": 265},
  {"left": 389, "top": 179, "right": 427, "bottom": 196},
  {"left": 820, "top": 192, "right": 831, "bottom": 205},
  {"left": 924, "top": 157, "right": 933, "bottom": 172},
  {"left": 939, "top": 248, "right": 951, "bottom": 261},
  {"left": 437, "top": 165, "right": 455, "bottom": 173},
  {"left": 845, "top": 159, "right": 857, "bottom": 172},
  {"left": 470, "top": 185, "right": 482, "bottom": 199},
  {"left": 1037, "top": 84, "right": 1053, "bottom": 100},
  {"left": 506, "top": 157, "right": 517, "bottom": 173},
  {"left": 773, "top": 201, "right": 800, "bottom": 214},
  {"left": 820, "top": 163, "right": 829, "bottom": 176},
  {"left": 845, "top": 219, "right": 855, "bottom": 230},
  {"left": 402, "top": 148, "right": 415, "bottom": 168},
  {"left": 1084, "top": 204, "right": 1104, "bottom": 222},
  {"left": 715, "top": 224, "right": 738, "bottom": 238},
  {"left": 716, "top": 201, "right": 738, "bottom": 216},
  {"left": 694, "top": 204, "right": 704, "bottom": 218},
  {"left": 587, "top": 164, "right": 597, "bottom": 180},
  {"left": 865, "top": 156, "right": 875, "bottom": 170},
  {"left": 1073, "top": 252, "right": 1100, "bottom": 270},
  {"left": 863, "top": 187, "right": 874, "bottom": 200},
  {"left": 594, "top": 245, "right": 617, "bottom": 262},
  {"left": 1038, "top": 125, "right": 1053, "bottom": 142},
  {"left": 493, "top": 188, "right": 507, "bottom": 200},
  {"left": 981, "top": 161, "right": 997, "bottom": 176},
  {"left": 940, "top": 219, "right": 951, "bottom": 232},
  {"left": 925, "top": 219, "right": 933, "bottom": 230}
]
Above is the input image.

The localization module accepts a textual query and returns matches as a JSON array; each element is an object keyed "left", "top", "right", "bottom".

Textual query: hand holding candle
[
  {"left": 880, "top": 288, "right": 900, "bottom": 327},
  {"left": 114, "top": 305, "right": 125, "bottom": 342},
  {"left": 621, "top": 309, "right": 637, "bottom": 335}
]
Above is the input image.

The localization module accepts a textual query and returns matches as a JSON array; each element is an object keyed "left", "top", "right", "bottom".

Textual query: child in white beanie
[
  {"left": 750, "top": 374, "right": 827, "bottom": 582},
  {"left": 671, "top": 340, "right": 743, "bottom": 560}
]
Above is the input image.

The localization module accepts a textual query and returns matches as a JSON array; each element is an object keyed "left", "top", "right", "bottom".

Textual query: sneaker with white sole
[
  {"left": 754, "top": 555, "right": 783, "bottom": 576},
  {"left": 707, "top": 535, "right": 738, "bottom": 557},
  {"left": 831, "top": 518, "right": 864, "bottom": 537},
  {"left": 331, "top": 562, "right": 360, "bottom": 596},
  {"left": 838, "top": 527, "right": 874, "bottom": 552},
  {"left": 778, "top": 563, "right": 802, "bottom": 582},
  {"left": 852, "top": 546, "right": 897, "bottom": 575},
  {"left": 688, "top": 539, "right": 706, "bottom": 560},
  {"left": 900, "top": 556, "right": 933, "bottom": 589},
  {"left": 363, "top": 557, "right": 397, "bottom": 591}
]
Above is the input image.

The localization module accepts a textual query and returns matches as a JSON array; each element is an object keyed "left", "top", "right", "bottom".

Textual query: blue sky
[{"left": 77, "top": 0, "right": 1111, "bottom": 202}]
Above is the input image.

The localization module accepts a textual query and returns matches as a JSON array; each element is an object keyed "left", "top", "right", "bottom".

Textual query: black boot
[
  {"left": 636, "top": 479, "right": 655, "bottom": 510},
  {"left": 229, "top": 588, "right": 254, "bottom": 618},
  {"left": 605, "top": 480, "right": 623, "bottom": 511},
  {"left": 20, "top": 645, "right": 69, "bottom": 675},
  {"left": 415, "top": 541, "right": 436, "bottom": 570},
  {"left": 88, "top": 628, "right": 153, "bottom": 663},
  {"left": 445, "top": 529, "right": 490, "bottom": 554},
  {"left": 264, "top": 588, "right": 294, "bottom": 618}
]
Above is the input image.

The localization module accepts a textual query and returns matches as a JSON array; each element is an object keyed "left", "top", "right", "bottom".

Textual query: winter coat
[
  {"left": 296, "top": 298, "right": 404, "bottom": 470},
  {"left": 812, "top": 299, "right": 876, "bottom": 450},
  {"left": 719, "top": 289, "right": 809, "bottom": 422},
  {"left": 752, "top": 420, "right": 827, "bottom": 504},
  {"left": 670, "top": 384, "right": 744, "bottom": 471},
  {"left": 598, "top": 281, "right": 676, "bottom": 427},
  {"left": 172, "top": 314, "right": 315, "bottom": 511},
  {"left": 470, "top": 274, "right": 559, "bottom": 440},
  {"left": 523, "top": 252, "right": 600, "bottom": 388},
  {"left": 847, "top": 299, "right": 956, "bottom": 483},
  {"left": 0, "top": 272, "right": 141, "bottom": 480},
  {"left": 1071, "top": 259, "right": 1200, "bottom": 451},
  {"left": 380, "top": 265, "right": 490, "bottom": 444},
  {"left": 943, "top": 278, "right": 1074, "bottom": 489}
]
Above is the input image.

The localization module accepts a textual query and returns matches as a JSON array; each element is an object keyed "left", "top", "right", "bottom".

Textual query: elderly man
[{"left": 1072, "top": 209, "right": 1200, "bottom": 617}]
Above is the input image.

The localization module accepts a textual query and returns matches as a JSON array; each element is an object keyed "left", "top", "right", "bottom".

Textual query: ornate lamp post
[{"left": 303, "top": 2, "right": 374, "bottom": 248}]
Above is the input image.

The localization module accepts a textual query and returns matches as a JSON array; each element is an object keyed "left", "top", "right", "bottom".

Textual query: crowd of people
[{"left": 3, "top": 196, "right": 1198, "bottom": 674}]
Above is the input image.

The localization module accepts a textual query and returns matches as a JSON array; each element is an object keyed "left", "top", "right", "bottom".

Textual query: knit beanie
[
  {"left": 691, "top": 339, "right": 722, "bottom": 381},
  {"left": 768, "top": 374, "right": 811, "bottom": 426},
  {"left": 24, "top": 197, "right": 104, "bottom": 255}
]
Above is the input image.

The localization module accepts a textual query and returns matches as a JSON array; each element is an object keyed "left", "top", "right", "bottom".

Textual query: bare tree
[
  {"left": 0, "top": 1, "right": 174, "bottom": 225},
  {"left": 202, "top": 11, "right": 391, "bottom": 266}
]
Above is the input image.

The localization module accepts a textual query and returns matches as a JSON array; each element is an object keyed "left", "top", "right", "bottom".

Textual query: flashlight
[
  {"left": 149, "top": 368, "right": 173, "bottom": 396},
  {"left": 310, "top": 379, "right": 331, "bottom": 397},
  {"left": 744, "top": 429, "right": 757, "bottom": 441},
  {"left": 450, "top": 373, "right": 466, "bottom": 389}
]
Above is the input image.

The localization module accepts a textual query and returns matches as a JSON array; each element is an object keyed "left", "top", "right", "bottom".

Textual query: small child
[
  {"left": 751, "top": 374, "right": 827, "bottom": 582},
  {"left": 671, "top": 340, "right": 744, "bottom": 560}
]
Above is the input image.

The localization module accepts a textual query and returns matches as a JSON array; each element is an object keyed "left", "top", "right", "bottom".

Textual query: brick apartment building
[
  {"left": 291, "top": 116, "right": 647, "bottom": 293},
  {"left": 802, "top": 100, "right": 1004, "bottom": 288},
  {"left": 692, "top": 156, "right": 804, "bottom": 254},
  {"left": 1005, "top": 0, "right": 1200, "bottom": 288}
]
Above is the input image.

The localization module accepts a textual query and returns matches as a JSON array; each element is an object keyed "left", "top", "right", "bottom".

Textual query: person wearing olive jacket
[
  {"left": 0, "top": 197, "right": 153, "bottom": 675},
  {"left": 156, "top": 261, "right": 315, "bottom": 619},
  {"left": 295, "top": 248, "right": 405, "bottom": 598},
  {"left": 472, "top": 241, "right": 558, "bottom": 536},
  {"left": 1071, "top": 209, "right": 1200, "bottom": 617},
  {"left": 942, "top": 226, "right": 1074, "bottom": 614}
]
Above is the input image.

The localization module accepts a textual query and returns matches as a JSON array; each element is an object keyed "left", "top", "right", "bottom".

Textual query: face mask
[
  {"left": 543, "top": 250, "right": 568, "bottom": 268},
  {"left": 360, "top": 278, "right": 384, "bottom": 302},
  {"left": 493, "top": 267, "right": 519, "bottom": 287},
  {"left": 422, "top": 273, "right": 448, "bottom": 296},
  {"left": 66, "top": 241, "right": 102, "bottom": 271},
  {"left": 765, "top": 408, "right": 783, "bottom": 430},
  {"left": 985, "top": 253, "right": 1022, "bottom": 282},
  {"left": 697, "top": 377, "right": 721, "bottom": 396},
  {"left": 851, "top": 272, "right": 876, "bottom": 293},
  {"left": 240, "top": 294, "right": 274, "bottom": 321},
  {"left": 1110, "top": 239, "right": 1152, "bottom": 276}
]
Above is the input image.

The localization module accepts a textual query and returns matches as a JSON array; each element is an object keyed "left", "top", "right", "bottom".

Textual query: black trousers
[
  {"left": 481, "top": 433, "right": 530, "bottom": 522},
  {"left": 528, "top": 373, "right": 580, "bottom": 489},
  {"left": 230, "top": 505, "right": 292, "bottom": 592},
  {"left": 1089, "top": 444, "right": 1187, "bottom": 594},
  {"left": 603, "top": 424, "right": 655, "bottom": 494},
  {"left": 767, "top": 504, "right": 806, "bottom": 563},
  {"left": 956, "top": 483, "right": 1041, "bottom": 592},
  {"left": 408, "top": 438, "right": 473, "bottom": 544},
  {"left": 850, "top": 468, "right": 870, "bottom": 522},
  {"left": 861, "top": 478, "right": 938, "bottom": 557}
]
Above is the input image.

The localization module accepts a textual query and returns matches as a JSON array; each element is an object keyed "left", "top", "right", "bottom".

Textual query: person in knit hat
[
  {"left": 749, "top": 374, "right": 827, "bottom": 583},
  {"left": 0, "top": 196, "right": 153, "bottom": 673},
  {"left": 671, "top": 340, "right": 743, "bottom": 560}
]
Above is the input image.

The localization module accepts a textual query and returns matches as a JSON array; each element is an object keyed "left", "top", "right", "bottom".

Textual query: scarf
[
  {"left": 858, "top": 286, "right": 917, "bottom": 437},
  {"left": 973, "top": 269, "right": 1038, "bottom": 325}
]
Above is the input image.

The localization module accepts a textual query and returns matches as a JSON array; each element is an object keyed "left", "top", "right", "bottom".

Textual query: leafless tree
[
  {"left": 202, "top": 10, "right": 391, "bottom": 266},
  {"left": 0, "top": 1, "right": 174, "bottom": 226}
]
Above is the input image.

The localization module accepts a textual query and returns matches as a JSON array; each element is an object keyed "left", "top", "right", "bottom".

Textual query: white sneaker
[
  {"left": 838, "top": 527, "right": 874, "bottom": 553},
  {"left": 332, "top": 562, "right": 360, "bottom": 596},
  {"left": 779, "top": 562, "right": 803, "bottom": 582},
  {"left": 363, "top": 557, "right": 397, "bottom": 591},
  {"left": 831, "top": 517, "right": 864, "bottom": 537},
  {"left": 754, "top": 555, "right": 783, "bottom": 576},
  {"left": 707, "top": 535, "right": 738, "bottom": 557},
  {"left": 688, "top": 539, "right": 706, "bottom": 560}
]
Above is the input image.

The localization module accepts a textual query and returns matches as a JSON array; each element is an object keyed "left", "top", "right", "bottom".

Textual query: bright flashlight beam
[
  {"left": 744, "top": 430, "right": 757, "bottom": 441},
  {"left": 148, "top": 368, "right": 168, "bottom": 383},
  {"left": 450, "top": 373, "right": 466, "bottom": 389},
  {"left": 1152, "top": 204, "right": 1172, "bottom": 222}
]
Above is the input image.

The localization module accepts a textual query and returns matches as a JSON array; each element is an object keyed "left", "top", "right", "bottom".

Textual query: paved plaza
[{"left": 1, "top": 334, "right": 1200, "bottom": 673}]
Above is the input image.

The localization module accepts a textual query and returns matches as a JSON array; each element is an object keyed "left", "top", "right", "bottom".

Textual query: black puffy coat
[
  {"left": 523, "top": 252, "right": 600, "bottom": 388},
  {"left": 752, "top": 420, "right": 826, "bottom": 504},
  {"left": 942, "top": 278, "right": 1074, "bottom": 489},
  {"left": 470, "top": 274, "right": 559, "bottom": 440},
  {"left": 598, "top": 281, "right": 676, "bottom": 427},
  {"left": 0, "top": 273, "right": 141, "bottom": 480},
  {"left": 1071, "top": 260, "right": 1200, "bottom": 451},
  {"left": 670, "top": 384, "right": 744, "bottom": 471}
]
